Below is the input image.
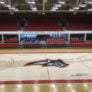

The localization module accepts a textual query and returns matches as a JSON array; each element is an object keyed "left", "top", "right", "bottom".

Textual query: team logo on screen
[{"left": 24, "top": 59, "right": 69, "bottom": 68}]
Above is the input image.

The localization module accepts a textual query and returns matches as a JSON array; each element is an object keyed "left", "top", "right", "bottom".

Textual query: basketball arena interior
[{"left": 0, "top": 0, "right": 92, "bottom": 92}]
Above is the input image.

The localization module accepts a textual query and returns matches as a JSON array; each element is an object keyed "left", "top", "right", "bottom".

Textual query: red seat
[
  {"left": 46, "top": 38, "right": 66, "bottom": 47},
  {"left": 23, "top": 43, "right": 42, "bottom": 48},
  {"left": 0, "top": 18, "right": 19, "bottom": 31},
  {"left": 71, "top": 42, "right": 92, "bottom": 47},
  {"left": 0, "top": 43, "right": 18, "bottom": 48},
  {"left": 24, "top": 18, "right": 63, "bottom": 31},
  {"left": 0, "top": 27, "right": 19, "bottom": 31},
  {"left": 67, "top": 17, "right": 92, "bottom": 31}
]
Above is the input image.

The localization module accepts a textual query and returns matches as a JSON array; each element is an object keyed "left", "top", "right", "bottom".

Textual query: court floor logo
[{"left": 24, "top": 59, "right": 69, "bottom": 68}]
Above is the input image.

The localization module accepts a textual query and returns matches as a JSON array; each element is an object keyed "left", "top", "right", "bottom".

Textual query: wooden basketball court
[{"left": 0, "top": 48, "right": 92, "bottom": 92}]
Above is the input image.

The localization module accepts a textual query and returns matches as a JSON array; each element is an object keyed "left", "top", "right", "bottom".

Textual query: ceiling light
[
  {"left": 69, "top": 8, "right": 74, "bottom": 11},
  {"left": 57, "top": 4, "right": 62, "bottom": 7},
  {"left": 50, "top": 0, "right": 63, "bottom": 11},
  {"left": 58, "top": 1, "right": 65, "bottom": 4},
  {"left": 32, "top": 7, "right": 37, "bottom": 11},
  {"left": 4, "top": 4, "right": 11, "bottom": 8},
  {"left": 86, "top": 1, "right": 92, "bottom": 4},
  {"left": 53, "top": 7, "right": 58, "bottom": 10},
  {"left": 55, "top": 4, "right": 58, "bottom": 7},
  {"left": 27, "top": 0, "right": 35, "bottom": 4},
  {"left": 79, "top": 4, "right": 86, "bottom": 7},
  {"left": 14, "top": 8, "right": 19, "bottom": 11},
  {"left": 73, "top": 7, "right": 79, "bottom": 10},
  {"left": 28, "top": 1, "right": 35, "bottom": 4},
  {"left": 6, "top": 5, "right": 11, "bottom": 8},
  {"left": 7, "top": 5, "right": 11, "bottom": 8},
  {"left": 9, "top": 7, "right": 15, "bottom": 10},
  {"left": 53, "top": 4, "right": 62, "bottom": 9},
  {"left": 88, "top": 8, "right": 92, "bottom": 11},
  {"left": 55, "top": 4, "right": 62, "bottom": 8},
  {"left": 50, "top": 8, "right": 56, "bottom": 11},
  {"left": 0, "top": 1, "right": 5, "bottom": 4}
]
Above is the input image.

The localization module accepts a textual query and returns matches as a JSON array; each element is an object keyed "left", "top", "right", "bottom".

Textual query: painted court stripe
[
  {"left": 0, "top": 80, "right": 92, "bottom": 84},
  {"left": 0, "top": 52, "right": 92, "bottom": 54}
]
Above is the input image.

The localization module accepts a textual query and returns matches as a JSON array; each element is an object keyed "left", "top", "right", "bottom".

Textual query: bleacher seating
[
  {"left": 0, "top": 43, "right": 18, "bottom": 48},
  {"left": 5, "top": 38, "right": 18, "bottom": 43},
  {"left": 67, "top": 17, "right": 92, "bottom": 31},
  {"left": 70, "top": 37, "right": 84, "bottom": 42},
  {"left": 46, "top": 38, "right": 66, "bottom": 47},
  {"left": 0, "top": 27, "right": 19, "bottom": 31},
  {"left": 0, "top": 18, "right": 19, "bottom": 31},
  {"left": 24, "top": 18, "right": 63, "bottom": 31},
  {"left": 23, "top": 43, "right": 42, "bottom": 48},
  {"left": 71, "top": 42, "right": 92, "bottom": 47}
]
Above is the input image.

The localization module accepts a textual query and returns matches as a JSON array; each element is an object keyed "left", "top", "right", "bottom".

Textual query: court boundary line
[
  {"left": 0, "top": 52, "right": 92, "bottom": 54},
  {"left": 0, "top": 80, "right": 92, "bottom": 84}
]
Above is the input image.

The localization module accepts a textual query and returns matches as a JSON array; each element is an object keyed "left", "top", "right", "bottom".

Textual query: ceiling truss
[{"left": 0, "top": 0, "right": 92, "bottom": 14}]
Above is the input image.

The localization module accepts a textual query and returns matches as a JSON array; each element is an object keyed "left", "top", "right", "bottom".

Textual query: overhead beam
[
  {"left": 42, "top": 0, "right": 47, "bottom": 14},
  {"left": 76, "top": 0, "right": 80, "bottom": 6},
  {"left": 7, "top": 0, "right": 14, "bottom": 14},
  {"left": 73, "top": 0, "right": 80, "bottom": 14},
  {"left": 0, "top": 10, "right": 91, "bottom": 13},
  {"left": 8, "top": 0, "right": 11, "bottom": 5}
]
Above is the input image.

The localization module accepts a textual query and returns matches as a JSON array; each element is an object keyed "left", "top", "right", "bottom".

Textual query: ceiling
[{"left": 0, "top": 0, "right": 92, "bottom": 14}]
